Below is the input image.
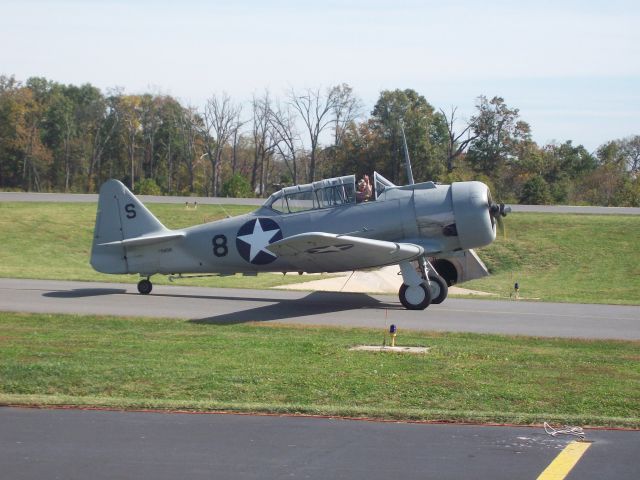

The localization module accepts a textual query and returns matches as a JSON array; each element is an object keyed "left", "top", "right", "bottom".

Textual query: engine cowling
[{"left": 451, "top": 181, "right": 496, "bottom": 250}]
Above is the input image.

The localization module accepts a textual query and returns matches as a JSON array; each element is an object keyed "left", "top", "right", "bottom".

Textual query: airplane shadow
[
  {"left": 189, "top": 291, "right": 401, "bottom": 326},
  {"left": 42, "top": 287, "right": 402, "bottom": 325},
  {"left": 43, "top": 288, "right": 128, "bottom": 298}
]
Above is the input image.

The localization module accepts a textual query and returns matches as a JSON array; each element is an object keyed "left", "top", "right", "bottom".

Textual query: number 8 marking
[{"left": 212, "top": 234, "right": 228, "bottom": 257}]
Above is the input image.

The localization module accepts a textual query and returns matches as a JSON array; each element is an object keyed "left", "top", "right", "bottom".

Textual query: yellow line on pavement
[{"left": 536, "top": 441, "right": 592, "bottom": 480}]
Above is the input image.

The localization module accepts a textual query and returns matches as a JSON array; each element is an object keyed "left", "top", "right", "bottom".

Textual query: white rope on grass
[{"left": 544, "top": 422, "right": 586, "bottom": 441}]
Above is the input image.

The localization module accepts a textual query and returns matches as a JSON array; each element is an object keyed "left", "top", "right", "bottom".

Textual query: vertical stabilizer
[{"left": 90, "top": 180, "right": 168, "bottom": 274}]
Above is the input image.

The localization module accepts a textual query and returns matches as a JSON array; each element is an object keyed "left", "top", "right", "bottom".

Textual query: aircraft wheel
[
  {"left": 428, "top": 274, "right": 448, "bottom": 304},
  {"left": 137, "top": 279, "right": 153, "bottom": 295},
  {"left": 399, "top": 282, "right": 432, "bottom": 310}
]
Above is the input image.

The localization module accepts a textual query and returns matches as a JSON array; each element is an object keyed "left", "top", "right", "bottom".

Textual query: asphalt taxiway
[
  {"left": 1, "top": 407, "right": 638, "bottom": 480},
  {"left": 1, "top": 278, "right": 638, "bottom": 339}
]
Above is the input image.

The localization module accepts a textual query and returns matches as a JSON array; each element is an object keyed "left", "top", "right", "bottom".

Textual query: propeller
[{"left": 488, "top": 192, "right": 511, "bottom": 238}]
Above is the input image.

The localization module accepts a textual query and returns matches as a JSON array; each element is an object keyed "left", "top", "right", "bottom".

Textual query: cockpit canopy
[{"left": 263, "top": 172, "right": 396, "bottom": 214}]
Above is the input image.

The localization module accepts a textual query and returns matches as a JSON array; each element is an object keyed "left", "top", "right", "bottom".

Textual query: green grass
[
  {"left": 0, "top": 202, "right": 323, "bottom": 288},
  {"left": 466, "top": 213, "right": 640, "bottom": 304},
  {"left": 0, "top": 202, "right": 638, "bottom": 303},
  {"left": 1, "top": 312, "right": 638, "bottom": 427}
]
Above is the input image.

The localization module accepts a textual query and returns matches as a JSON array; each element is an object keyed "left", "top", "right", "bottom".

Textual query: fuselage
[{"left": 120, "top": 178, "right": 496, "bottom": 277}]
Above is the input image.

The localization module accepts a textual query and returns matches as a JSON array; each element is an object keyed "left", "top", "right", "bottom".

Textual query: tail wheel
[
  {"left": 428, "top": 274, "right": 448, "bottom": 304},
  {"left": 399, "top": 282, "right": 432, "bottom": 310},
  {"left": 137, "top": 279, "right": 153, "bottom": 295}
]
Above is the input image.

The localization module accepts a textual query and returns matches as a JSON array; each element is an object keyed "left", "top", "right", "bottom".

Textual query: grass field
[
  {"left": 0, "top": 201, "right": 638, "bottom": 304},
  {"left": 465, "top": 213, "right": 640, "bottom": 304},
  {"left": 1, "top": 312, "right": 638, "bottom": 427}
]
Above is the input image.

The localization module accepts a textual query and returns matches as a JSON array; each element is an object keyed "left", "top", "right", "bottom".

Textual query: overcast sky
[{"left": 2, "top": 0, "right": 639, "bottom": 151}]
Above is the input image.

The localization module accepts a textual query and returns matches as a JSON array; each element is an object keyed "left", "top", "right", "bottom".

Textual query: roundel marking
[{"left": 236, "top": 218, "right": 283, "bottom": 265}]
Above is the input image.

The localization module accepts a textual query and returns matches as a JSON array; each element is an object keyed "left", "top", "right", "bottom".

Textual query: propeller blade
[{"left": 496, "top": 214, "right": 506, "bottom": 239}]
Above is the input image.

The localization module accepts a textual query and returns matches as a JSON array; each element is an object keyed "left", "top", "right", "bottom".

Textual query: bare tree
[
  {"left": 251, "top": 91, "right": 278, "bottom": 196},
  {"left": 86, "top": 98, "right": 118, "bottom": 191},
  {"left": 201, "top": 93, "right": 242, "bottom": 196},
  {"left": 620, "top": 135, "right": 640, "bottom": 174},
  {"left": 440, "top": 106, "right": 478, "bottom": 172},
  {"left": 288, "top": 87, "right": 338, "bottom": 182},
  {"left": 330, "top": 83, "right": 362, "bottom": 148},
  {"left": 269, "top": 100, "right": 301, "bottom": 184},
  {"left": 140, "top": 94, "right": 163, "bottom": 180},
  {"left": 230, "top": 119, "right": 247, "bottom": 176},
  {"left": 18, "top": 105, "right": 49, "bottom": 191},
  {"left": 176, "top": 106, "right": 200, "bottom": 194},
  {"left": 110, "top": 95, "right": 145, "bottom": 191}
]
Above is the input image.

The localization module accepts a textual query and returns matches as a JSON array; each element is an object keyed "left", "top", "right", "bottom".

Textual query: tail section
[{"left": 90, "top": 179, "right": 170, "bottom": 274}]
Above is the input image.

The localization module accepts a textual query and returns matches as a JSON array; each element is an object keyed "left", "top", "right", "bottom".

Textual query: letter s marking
[{"left": 125, "top": 203, "right": 136, "bottom": 219}]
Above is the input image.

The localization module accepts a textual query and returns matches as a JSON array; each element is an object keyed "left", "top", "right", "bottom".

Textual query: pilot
[{"left": 356, "top": 175, "right": 372, "bottom": 203}]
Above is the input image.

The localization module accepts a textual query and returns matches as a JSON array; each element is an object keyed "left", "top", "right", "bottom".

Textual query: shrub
[
  {"left": 520, "top": 175, "right": 551, "bottom": 204},
  {"left": 221, "top": 174, "right": 253, "bottom": 198},
  {"left": 135, "top": 178, "right": 162, "bottom": 195}
]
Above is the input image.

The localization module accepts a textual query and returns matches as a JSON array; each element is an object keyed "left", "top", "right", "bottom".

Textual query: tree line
[{"left": 0, "top": 74, "right": 638, "bottom": 205}]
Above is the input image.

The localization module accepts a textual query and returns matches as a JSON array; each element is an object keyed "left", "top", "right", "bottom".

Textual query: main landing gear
[
  {"left": 137, "top": 277, "right": 153, "bottom": 295},
  {"left": 397, "top": 258, "right": 448, "bottom": 310}
]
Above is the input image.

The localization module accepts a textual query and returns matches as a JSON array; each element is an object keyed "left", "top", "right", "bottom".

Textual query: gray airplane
[{"left": 90, "top": 172, "right": 509, "bottom": 310}]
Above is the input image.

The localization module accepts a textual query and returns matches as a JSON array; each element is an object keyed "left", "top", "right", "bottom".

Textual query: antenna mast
[{"left": 400, "top": 122, "right": 414, "bottom": 185}]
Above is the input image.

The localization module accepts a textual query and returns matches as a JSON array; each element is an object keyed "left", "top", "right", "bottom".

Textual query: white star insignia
[{"left": 237, "top": 220, "right": 280, "bottom": 262}]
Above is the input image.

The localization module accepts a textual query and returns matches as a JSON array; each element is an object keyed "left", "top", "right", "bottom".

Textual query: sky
[{"left": 2, "top": 0, "right": 639, "bottom": 151}]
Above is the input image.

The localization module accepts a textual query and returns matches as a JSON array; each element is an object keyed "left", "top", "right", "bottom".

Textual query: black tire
[
  {"left": 137, "top": 279, "right": 152, "bottom": 295},
  {"left": 398, "top": 282, "right": 432, "bottom": 310},
  {"left": 428, "top": 274, "right": 448, "bottom": 304}
]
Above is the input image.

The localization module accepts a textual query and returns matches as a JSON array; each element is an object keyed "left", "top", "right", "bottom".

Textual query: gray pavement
[
  {"left": 0, "top": 191, "right": 265, "bottom": 206},
  {"left": 1, "top": 191, "right": 639, "bottom": 214},
  {"left": 1, "top": 278, "right": 638, "bottom": 340},
  {"left": 1, "top": 407, "right": 637, "bottom": 480},
  {"left": 509, "top": 204, "right": 640, "bottom": 215}
]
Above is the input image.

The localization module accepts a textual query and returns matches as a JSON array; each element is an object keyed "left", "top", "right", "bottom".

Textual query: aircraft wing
[{"left": 266, "top": 232, "right": 423, "bottom": 273}]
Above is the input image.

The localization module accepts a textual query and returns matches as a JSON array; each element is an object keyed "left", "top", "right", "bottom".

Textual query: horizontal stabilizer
[{"left": 99, "top": 232, "right": 185, "bottom": 248}]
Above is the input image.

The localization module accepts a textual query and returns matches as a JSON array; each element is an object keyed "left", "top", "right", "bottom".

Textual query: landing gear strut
[
  {"left": 417, "top": 256, "right": 448, "bottom": 305},
  {"left": 137, "top": 277, "right": 153, "bottom": 295}
]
